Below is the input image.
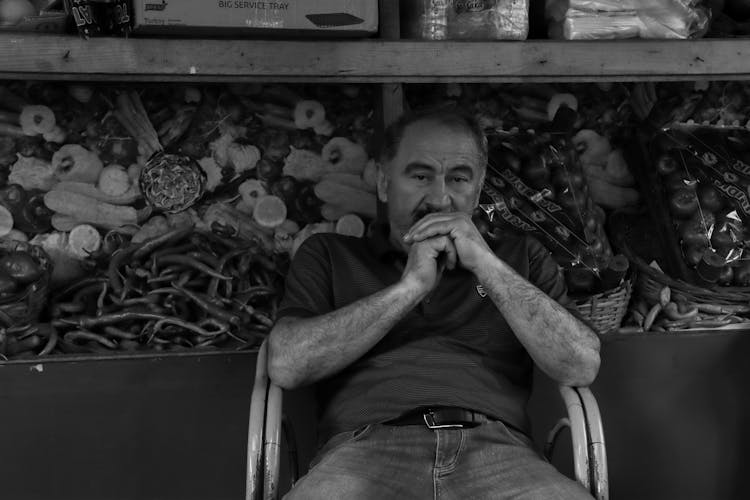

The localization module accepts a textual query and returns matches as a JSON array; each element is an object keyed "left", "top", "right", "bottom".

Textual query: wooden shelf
[{"left": 1, "top": 34, "right": 750, "bottom": 83}]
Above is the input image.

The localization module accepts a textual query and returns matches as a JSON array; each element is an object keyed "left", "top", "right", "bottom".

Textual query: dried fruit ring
[
  {"left": 19, "top": 105, "right": 56, "bottom": 136},
  {"left": 293, "top": 100, "right": 326, "bottom": 130},
  {"left": 322, "top": 137, "right": 368, "bottom": 172},
  {"left": 547, "top": 93, "right": 578, "bottom": 122},
  {"left": 253, "top": 194, "right": 287, "bottom": 229},
  {"left": 51, "top": 144, "right": 103, "bottom": 183}
]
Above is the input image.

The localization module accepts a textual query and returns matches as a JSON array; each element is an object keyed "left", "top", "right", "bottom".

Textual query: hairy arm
[
  {"left": 268, "top": 279, "right": 426, "bottom": 389},
  {"left": 474, "top": 254, "right": 600, "bottom": 387},
  {"left": 269, "top": 231, "right": 454, "bottom": 390},
  {"left": 404, "top": 212, "right": 600, "bottom": 387}
]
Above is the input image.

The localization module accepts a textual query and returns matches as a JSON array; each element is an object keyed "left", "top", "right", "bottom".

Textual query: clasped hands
[{"left": 400, "top": 212, "right": 493, "bottom": 292}]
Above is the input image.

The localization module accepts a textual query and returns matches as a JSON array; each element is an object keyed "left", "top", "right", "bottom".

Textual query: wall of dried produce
[{"left": 0, "top": 79, "right": 749, "bottom": 360}]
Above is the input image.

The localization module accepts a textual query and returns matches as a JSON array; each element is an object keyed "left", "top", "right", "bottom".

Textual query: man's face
[{"left": 377, "top": 119, "right": 485, "bottom": 250}]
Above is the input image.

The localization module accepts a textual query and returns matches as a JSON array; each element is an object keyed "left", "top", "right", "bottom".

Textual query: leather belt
[{"left": 384, "top": 407, "right": 489, "bottom": 429}]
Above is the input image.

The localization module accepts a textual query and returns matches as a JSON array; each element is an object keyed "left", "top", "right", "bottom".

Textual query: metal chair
[{"left": 246, "top": 340, "right": 609, "bottom": 500}]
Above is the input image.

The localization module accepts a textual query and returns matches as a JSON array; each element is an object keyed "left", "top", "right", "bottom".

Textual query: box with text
[{"left": 131, "top": 0, "right": 378, "bottom": 37}]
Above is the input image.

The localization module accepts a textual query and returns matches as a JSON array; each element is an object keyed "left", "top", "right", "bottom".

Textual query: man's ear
[{"left": 376, "top": 162, "right": 388, "bottom": 203}]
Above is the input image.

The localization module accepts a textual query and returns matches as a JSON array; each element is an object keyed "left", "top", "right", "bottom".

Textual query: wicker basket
[
  {"left": 574, "top": 279, "right": 633, "bottom": 334},
  {"left": 624, "top": 245, "right": 750, "bottom": 306},
  {"left": 0, "top": 240, "right": 52, "bottom": 327}
]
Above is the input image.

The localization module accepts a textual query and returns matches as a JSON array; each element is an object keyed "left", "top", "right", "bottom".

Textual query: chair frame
[
  {"left": 247, "top": 341, "right": 609, "bottom": 500},
  {"left": 547, "top": 386, "right": 609, "bottom": 499}
]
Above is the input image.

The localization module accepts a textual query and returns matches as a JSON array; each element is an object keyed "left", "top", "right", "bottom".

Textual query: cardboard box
[{"left": 131, "top": 0, "right": 378, "bottom": 37}]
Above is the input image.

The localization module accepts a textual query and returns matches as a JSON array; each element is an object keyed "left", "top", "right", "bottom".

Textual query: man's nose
[{"left": 425, "top": 178, "right": 451, "bottom": 210}]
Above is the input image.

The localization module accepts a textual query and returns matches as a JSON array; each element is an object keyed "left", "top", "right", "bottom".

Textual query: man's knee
[
  {"left": 517, "top": 470, "right": 592, "bottom": 500},
  {"left": 283, "top": 469, "right": 393, "bottom": 500}
]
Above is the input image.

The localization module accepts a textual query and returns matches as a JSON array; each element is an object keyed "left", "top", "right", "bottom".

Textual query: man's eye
[
  {"left": 412, "top": 174, "right": 428, "bottom": 181},
  {"left": 451, "top": 176, "right": 469, "bottom": 183}
]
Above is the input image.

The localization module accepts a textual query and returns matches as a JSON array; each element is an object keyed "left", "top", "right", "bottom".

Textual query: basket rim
[
  {"left": 572, "top": 277, "right": 632, "bottom": 304},
  {"left": 574, "top": 277, "right": 633, "bottom": 334},
  {"left": 625, "top": 245, "right": 750, "bottom": 305}
]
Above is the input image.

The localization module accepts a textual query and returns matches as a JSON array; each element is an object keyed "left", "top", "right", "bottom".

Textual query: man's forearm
[
  {"left": 475, "top": 255, "right": 601, "bottom": 387},
  {"left": 268, "top": 279, "right": 426, "bottom": 389}
]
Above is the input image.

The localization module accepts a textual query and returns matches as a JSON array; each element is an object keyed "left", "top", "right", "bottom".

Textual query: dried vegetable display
[
  {"left": 41, "top": 227, "right": 281, "bottom": 355},
  {"left": 2, "top": 78, "right": 750, "bottom": 353},
  {"left": 0, "top": 81, "right": 377, "bottom": 359}
]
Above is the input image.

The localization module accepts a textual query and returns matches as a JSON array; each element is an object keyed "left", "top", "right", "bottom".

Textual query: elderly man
[{"left": 268, "top": 108, "right": 600, "bottom": 499}]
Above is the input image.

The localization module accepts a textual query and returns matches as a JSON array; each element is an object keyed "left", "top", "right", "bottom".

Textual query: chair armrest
[
  {"left": 246, "top": 340, "right": 271, "bottom": 500},
  {"left": 575, "top": 387, "right": 609, "bottom": 500},
  {"left": 557, "top": 385, "right": 591, "bottom": 492},
  {"left": 263, "top": 383, "right": 284, "bottom": 500}
]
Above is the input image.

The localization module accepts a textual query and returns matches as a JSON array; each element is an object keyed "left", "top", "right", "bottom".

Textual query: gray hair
[{"left": 380, "top": 108, "right": 488, "bottom": 168}]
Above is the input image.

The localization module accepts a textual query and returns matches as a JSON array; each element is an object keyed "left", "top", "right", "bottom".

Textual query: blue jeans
[{"left": 283, "top": 414, "right": 591, "bottom": 499}]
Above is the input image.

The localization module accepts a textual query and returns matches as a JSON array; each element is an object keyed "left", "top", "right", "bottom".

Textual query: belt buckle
[{"left": 422, "top": 409, "right": 464, "bottom": 429}]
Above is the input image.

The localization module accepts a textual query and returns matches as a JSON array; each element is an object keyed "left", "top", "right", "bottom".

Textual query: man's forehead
[{"left": 395, "top": 120, "right": 483, "bottom": 162}]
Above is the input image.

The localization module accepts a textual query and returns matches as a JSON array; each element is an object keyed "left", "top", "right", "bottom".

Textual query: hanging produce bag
[
  {"left": 479, "top": 127, "right": 617, "bottom": 295},
  {"left": 650, "top": 125, "right": 750, "bottom": 286}
]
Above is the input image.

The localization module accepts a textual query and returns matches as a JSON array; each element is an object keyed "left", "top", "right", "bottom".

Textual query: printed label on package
[
  {"left": 454, "top": 0, "right": 496, "bottom": 13},
  {"left": 217, "top": 1, "right": 289, "bottom": 8}
]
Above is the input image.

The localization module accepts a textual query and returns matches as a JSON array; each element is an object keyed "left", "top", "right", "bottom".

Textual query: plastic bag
[
  {"left": 545, "top": 0, "right": 711, "bottom": 39},
  {"left": 449, "top": 0, "right": 529, "bottom": 39},
  {"left": 651, "top": 125, "right": 750, "bottom": 285},
  {"left": 402, "top": 0, "right": 529, "bottom": 40},
  {"left": 479, "top": 128, "right": 617, "bottom": 295}
]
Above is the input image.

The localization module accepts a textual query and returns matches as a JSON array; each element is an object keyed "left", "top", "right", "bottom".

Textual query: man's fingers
[
  {"left": 415, "top": 235, "right": 457, "bottom": 270},
  {"left": 406, "top": 222, "right": 452, "bottom": 242},
  {"left": 405, "top": 213, "right": 467, "bottom": 242},
  {"left": 408, "top": 213, "right": 460, "bottom": 233},
  {"left": 444, "top": 239, "right": 457, "bottom": 270},
  {"left": 433, "top": 236, "right": 458, "bottom": 271}
]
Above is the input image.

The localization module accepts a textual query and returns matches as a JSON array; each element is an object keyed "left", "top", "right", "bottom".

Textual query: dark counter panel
[
  {"left": 0, "top": 352, "right": 257, "bottom": 500},
  {"left": 530, "top": 330, "right": 750, "bottom": 500}
]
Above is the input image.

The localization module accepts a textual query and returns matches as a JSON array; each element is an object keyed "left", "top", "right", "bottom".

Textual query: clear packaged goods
[
  {"left": 545, "top": 0, "right": 711, "bottom": 39},
  {"left": 402, "top": 0, "right": 529, "bottom": 40},
  {"left": 651, "top": 126, "right": 750, "bottom": 285}
]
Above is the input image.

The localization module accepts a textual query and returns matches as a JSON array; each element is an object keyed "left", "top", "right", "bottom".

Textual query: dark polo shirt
[{"left": 278, "top": 223, "right": 578, "bottom": 444}]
